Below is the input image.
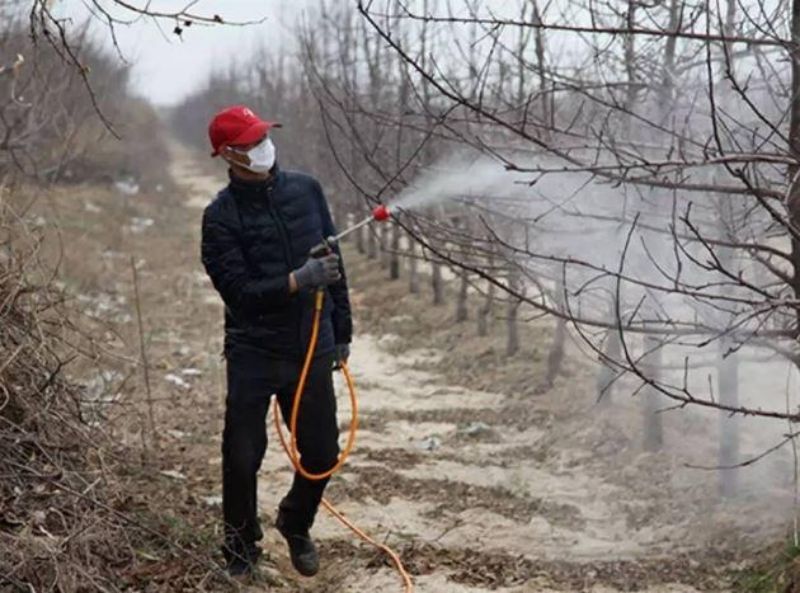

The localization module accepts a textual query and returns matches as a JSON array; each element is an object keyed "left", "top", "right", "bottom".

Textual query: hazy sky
[
  {"left": 54, "top": 0, "right": 314, "bottom": 105},
  {"left": 50, "top": 0, "right": 558, "bottom": 106}
]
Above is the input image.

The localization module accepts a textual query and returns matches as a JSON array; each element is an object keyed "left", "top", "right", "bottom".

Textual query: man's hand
[
  {"left": 291, "top": 253, "right": 341, "bottom": 292},
  {"left": 334, "top": 343, "right": 350, "bottom": 368}
]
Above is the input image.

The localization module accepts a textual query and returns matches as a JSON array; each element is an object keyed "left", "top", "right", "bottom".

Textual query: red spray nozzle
[
  {"left": 331, "top": 205, "right": 391, "bottom": 243},
  {"left": 372, "top": 204, "right": 391, "bottom": 221}
]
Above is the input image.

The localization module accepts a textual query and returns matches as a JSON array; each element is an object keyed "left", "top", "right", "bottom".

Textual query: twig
[{"left": 130, "top": 255, "right": 157, "bottom": 451}]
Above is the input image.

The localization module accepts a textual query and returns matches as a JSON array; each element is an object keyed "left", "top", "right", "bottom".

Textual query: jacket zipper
[
  {"left": 265, "top": 185, "right": 303, "bottom": 355},
  {"left": 266, "top": 198, "right": 292, "bottom": 268}
]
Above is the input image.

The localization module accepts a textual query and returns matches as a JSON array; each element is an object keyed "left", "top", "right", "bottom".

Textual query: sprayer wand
[
  {"left": 331, "top": 214, "right": 373, "bottom": 243},
  {"left": 311, "top": 204, "right": 391, "bottom": 257},
  {"left": 333, "top": 204, "right": 391, "bottom": 243}
]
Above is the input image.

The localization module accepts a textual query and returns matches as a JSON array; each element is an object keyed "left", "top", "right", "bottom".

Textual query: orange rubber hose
[
  {"left": 272, "top": 288, "right": 414, "bottom": 593},
  {"left": 278, "top": 290, "right": 358, "bottom": 480},
  {"left": 320, "top": 498, "right": 415, "bottom": 593}
]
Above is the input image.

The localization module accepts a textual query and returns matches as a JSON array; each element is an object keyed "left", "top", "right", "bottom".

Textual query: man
[{"left": 200, "top": 105, "right": 352, "bottom": 578}]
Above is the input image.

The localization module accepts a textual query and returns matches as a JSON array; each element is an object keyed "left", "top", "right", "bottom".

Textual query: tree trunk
[
  {"left": 506, "top": 298, "right": 520, "bottom": 357},
  {"left": 531, "top": 0, "right": 549, "bottom": 129},
  {"left": 478, "top": 250, "right": 495, "bottom": 336},
  {"left": 788, "top": 0, "right": 800, "bottom": 334},
  {"left": 540, "top": 274, "right": 566, "bottom": 390},
  {"left": 389, "top": 224, "right": 400, "bottom": 280},
  {"left": 355, "top": 223, "right": 365, "bottom": 255},
  {"left": 641, "top": 335, "right": 664, "bottom": 452},
  {"left": 596, "top": 330, "right": 621, "bottom": 406},
  {"left": 623, "top": 0, "right": 639, "bottom": 117},
  {"left": 540, "top": 318, "right": 565, "bottom": 390},
  {"left": 478, "top": 284, "right": 493, "bottom": 336},
  {"left": 657, "top": 0, "right": 679, "bottom": 124},
  {"left": 380, "top": 221, "right": 390, "bottom": 266},
  {"left": 506, "top": 273, "right": 521, "bottom": 357},
  {"left": 408, "top": 239, "right": 420, "bottom": 294},
  {"left": 431, "top": 261, "right": 444, "bottom": 305},
  {"left": 716, "top": 182, "right": 739, "bottom": 497},
  {"left": 455, "top": 268, "right": 468, "bottom": 322},
  {"left": 718, "top": 340, "right": 740, "bottom": 498},
  {"left": 367, "top": 227, "right": 378, "bottom": 260}
]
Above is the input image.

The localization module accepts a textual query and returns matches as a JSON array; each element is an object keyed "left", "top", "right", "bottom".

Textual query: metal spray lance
[{"left": 310, "top": 205, "right": 392, "bottom": 257}]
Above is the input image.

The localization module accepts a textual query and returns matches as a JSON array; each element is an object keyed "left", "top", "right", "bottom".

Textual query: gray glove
[
  {"left": 335, "top": 343, "right": 350, "bottom": 364},
  {"left": 293, "top": 253, "right": 341, "bottom": 289}
]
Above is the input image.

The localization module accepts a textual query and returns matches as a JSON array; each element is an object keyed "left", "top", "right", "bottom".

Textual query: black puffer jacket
[{"left": 201, "top": 166, "right": 352, "bottom": 360}]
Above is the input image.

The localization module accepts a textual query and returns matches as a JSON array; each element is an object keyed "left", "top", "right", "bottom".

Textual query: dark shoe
[
  {"left": 224, "top": 543, "right": 262, "bottom": 577},
  {"left": 276, "top": 511, "right": 319, "bottom": 577}
]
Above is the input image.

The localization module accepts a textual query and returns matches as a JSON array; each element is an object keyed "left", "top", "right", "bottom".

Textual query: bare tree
[{"left": 346, "top": 0, "right": 800, "bottom": 443}]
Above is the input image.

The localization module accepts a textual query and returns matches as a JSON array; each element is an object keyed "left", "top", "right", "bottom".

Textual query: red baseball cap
[{"left": 208, "top": 105, "right": 279, "bottom": 157}]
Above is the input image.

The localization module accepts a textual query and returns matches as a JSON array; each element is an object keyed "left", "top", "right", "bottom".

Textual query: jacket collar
[{"left": 228, "top": 163, "right": 281, "bottom": 198}]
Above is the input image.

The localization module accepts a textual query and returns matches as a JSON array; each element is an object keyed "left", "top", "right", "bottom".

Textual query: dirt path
[{"left": 162, "top": 143, "right": 788, "bottom": 593}]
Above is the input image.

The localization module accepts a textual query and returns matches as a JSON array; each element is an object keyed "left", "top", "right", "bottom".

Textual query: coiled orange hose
[{"left": 272, "top": 289, "right": 414, "bottom": 592}]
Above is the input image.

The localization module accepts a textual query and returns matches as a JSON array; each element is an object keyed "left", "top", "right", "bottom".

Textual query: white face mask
[{"left": 233, "top": 137, "right": 276, "bottom": 174}]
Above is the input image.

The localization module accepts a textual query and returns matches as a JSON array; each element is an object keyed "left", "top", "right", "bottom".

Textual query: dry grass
[
  {"left": 0, "top": 189, "right": 140, "bottom": 590},
  {"left": 0, "top": 183, "right": 237, "bottom": 592}
]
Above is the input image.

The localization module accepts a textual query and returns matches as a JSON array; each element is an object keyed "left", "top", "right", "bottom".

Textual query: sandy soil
[{"left": 36, "top": 142, "right": 790, "bottom": 592}]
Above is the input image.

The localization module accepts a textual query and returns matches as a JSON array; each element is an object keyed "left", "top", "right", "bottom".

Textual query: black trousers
[{"left": 222, "top": 349, "right": 339, "bottom": 555}]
